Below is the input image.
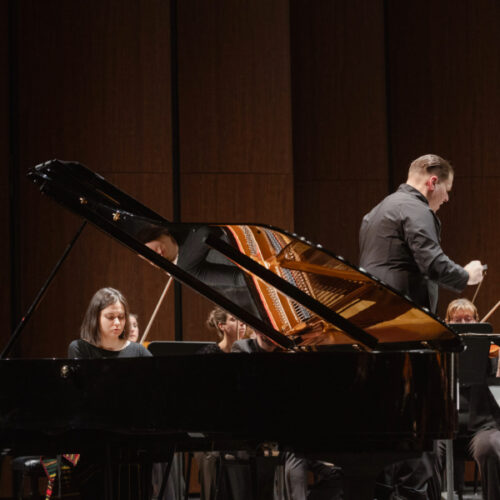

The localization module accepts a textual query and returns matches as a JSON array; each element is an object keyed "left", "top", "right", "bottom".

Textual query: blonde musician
[
  {"left": 445, "top": 298, "right": 500, "bottom": 500},
  {"left": 446, "top": 298, "right": 479, "bottom": 324}
]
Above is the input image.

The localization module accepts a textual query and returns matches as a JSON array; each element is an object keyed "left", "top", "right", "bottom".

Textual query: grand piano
[{"left": 0, "top": 160, "right": 463, "bottom": 499}]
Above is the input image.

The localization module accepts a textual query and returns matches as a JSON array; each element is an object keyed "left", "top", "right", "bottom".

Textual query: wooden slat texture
[
  {"left": 0, "top": 3, "right": 13, "bottom": 494},
  {"left": 0, "top": 1, "right": 10, "bottom": 349},
  {"left": 181, "top": 173, "right": 293, "bottom": 228},
  {"left": 290, "top": 0, "right": 389, "bottom": 262},
  {"left": 295, "top": 180, "right": 388, "bottom": 264},
  {"left": 177, "top": 0, "right": 292, "bottom": 174},
  {"left": 16, "top": 0, "right": 171, "bottom": 173},
  {"left": 387, "top": 0, "right": 500, "bottom": 179}
]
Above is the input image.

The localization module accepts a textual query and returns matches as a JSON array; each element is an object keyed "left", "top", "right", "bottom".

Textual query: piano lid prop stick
[
  {"left": 481, "top": 300, "right": 500, "bottom": 323},
  {"left": 140, "top": 277, "right": 173, "bottom": 343},
  {"left": 472, "top": 264, "right": 488, "bottom": 304}
]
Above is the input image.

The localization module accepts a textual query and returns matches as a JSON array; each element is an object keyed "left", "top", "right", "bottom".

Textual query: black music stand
[
  {"left": 147, "top": 340, "right": 214, "bottom": 356},
  {"left": 450, "top": 323, "right": 494, "bottom": 385},
  {"left": 445, "top": 323, "right": 494, "bottom": 498}
]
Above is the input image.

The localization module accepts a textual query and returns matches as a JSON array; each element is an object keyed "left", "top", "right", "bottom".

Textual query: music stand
[
  {"left": 443, "top": 323, "right": 493, "bottom": 498},
  {"left": 147, "top": 340, "right": 215, "bottom": 356},
  {"left": 450, "top": 323, "right": 493, "bottom": 385}
]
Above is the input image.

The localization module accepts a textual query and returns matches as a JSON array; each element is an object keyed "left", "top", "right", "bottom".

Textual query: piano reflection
[{"left": 0, "top": 160, "right": 463, "bottom": 499}]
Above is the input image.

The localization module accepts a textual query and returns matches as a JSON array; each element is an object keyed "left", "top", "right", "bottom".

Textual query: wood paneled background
[
  {"left": 2, "top": 0, "right": 499, "bottom": 358},
  {"left": 1, "top": 2, "right": 10, "bottom": 344}
]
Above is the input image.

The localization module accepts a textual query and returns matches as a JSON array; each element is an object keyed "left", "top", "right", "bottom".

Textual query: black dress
[
  {"left": 67, "top": 339, "right": 152, "bottom": 500},
  {"left": 68, "top": 338, "right": 152, "bottom": 358}
]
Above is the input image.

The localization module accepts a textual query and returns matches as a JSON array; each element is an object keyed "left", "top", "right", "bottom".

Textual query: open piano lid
[{"left": 29, "top": 160, "right": 462, "bottom": 352}]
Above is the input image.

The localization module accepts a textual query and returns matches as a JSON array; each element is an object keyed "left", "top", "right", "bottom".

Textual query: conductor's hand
[{"left": 464, "top": 260, "right": 484, "bottom": 285}]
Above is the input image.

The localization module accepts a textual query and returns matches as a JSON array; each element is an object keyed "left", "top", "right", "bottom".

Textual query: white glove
[{"left": 464, "top": 260, "right": 484, "bottom": 285}]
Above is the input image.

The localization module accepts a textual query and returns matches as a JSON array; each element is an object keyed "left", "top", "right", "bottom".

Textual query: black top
[
  {"left": 197, "top": 342, "right": 224, "bottom": 354},
  {"left": 68, "top": 339, "right": 152, "bottom": 359},
  {"left": 359, "top": 183, "right": 468, "bottom": 312}
]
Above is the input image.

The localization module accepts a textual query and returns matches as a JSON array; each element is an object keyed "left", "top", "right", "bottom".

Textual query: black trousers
[
  {"left": 470, "top": 428, "right": 500, "bottom": 500},
  {"left": 374, "top": 449, "right": 442, "bottom": 500}
]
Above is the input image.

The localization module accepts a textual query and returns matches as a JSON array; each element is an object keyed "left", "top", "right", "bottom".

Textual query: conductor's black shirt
[{"left": 359, "top": 183, "right": 468, "bottom": 312}]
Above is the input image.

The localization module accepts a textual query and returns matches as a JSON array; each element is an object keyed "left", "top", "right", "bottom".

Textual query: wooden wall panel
[
  {"left": 0, "top": 2, "right": 10, "bottom": 349},
  {"left": 387, "top": 0, "right": 500, "bottom": 179},
  {"left": 16, "top": 0, "right": 171, "bottom": 172},
  {"left": 180, "top": 173, "right": 293, "bottom": 228},
  {"left": 387, "top": 0, "right": 500, "bottom": 326},
  {"left": 177, "top": 0, "right": 294, "bottom": 342},
  {"left": 16, "top": 0, "right": 173, "bottom": 357},
  {"left": 290, "top": 0, "right": 388, "bottom": 264},
  {"left": 177, "top": 0, "right": 292, "bottom": 175},
  {"left": 294, "top": 179, "right": 388, "bottom": 262}
]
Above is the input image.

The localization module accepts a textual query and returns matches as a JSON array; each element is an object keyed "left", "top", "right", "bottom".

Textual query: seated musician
[
  {"left": 446, "top": 298, "right": 498, "bottom": 374},
  {"left": 128, "top": 313, "right": 140, "bottom": 342},
  {"left": 199, "top": 306, "right": 243, "bottom": 354},
  {"left": 68, "top": 288, "right": 151, "bottom": 358},
  {"left": 196, "top": 308, "right": 248, "bottom": 500},
  {"left": 67, "top": 288, "right": 152, "bottom": 499},
  {"left": 446, "top": 298, "right": 479, "bottom": 324},
  {"left": 446, "top": 298, "right": 500, "bottom": 500}
]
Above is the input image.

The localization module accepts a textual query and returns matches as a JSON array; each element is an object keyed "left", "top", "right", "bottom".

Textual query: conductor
[
  {"left": 359, "top": 153, "right": 484, "bottom": 314},
  {"left": 359, "top": 154, "right": 485, "bottom": 499}
]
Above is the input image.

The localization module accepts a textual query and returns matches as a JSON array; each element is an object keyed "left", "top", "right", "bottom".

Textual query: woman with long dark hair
[
  {"left": 66, "top": 287, "right": 151, "bottom": 499},
  {"left": 68, "top": 287, "right": 150, "bottom": 358}
]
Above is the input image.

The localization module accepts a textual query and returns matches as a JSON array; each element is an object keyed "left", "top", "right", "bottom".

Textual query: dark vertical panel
[
  {"left": 169, "top": 0, "right": 183, "bottom": 341},
  {"left": 387, "top": 0, "right": 500, "bottom": 325},
  {"left": 17, "top": 1, "right": 174, "bottom": 357},
  {"left": 382, "top": 0, "right": 395, "bottom": 192},
  {"left": 290, "top": 0, "right": 388, "bottom": 264},
  {"left": 1, "top": 2, "right": 12, "bottom": 350},
  {"left": 177, "top": 0, "right": 294, "bottom": 341}
]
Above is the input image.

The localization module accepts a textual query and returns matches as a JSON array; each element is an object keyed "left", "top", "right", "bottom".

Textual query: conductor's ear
[{"left": 427, "top": 175, "right": 438, "bottom": 191}]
